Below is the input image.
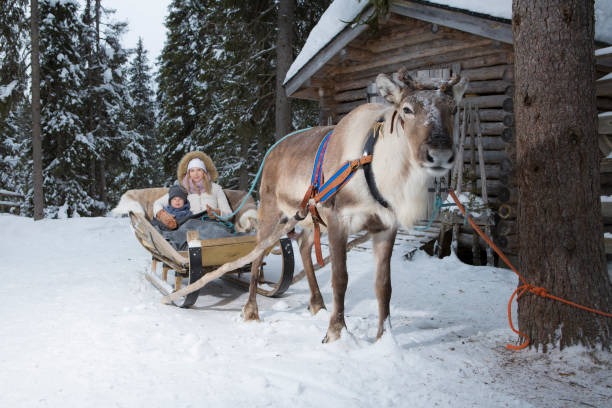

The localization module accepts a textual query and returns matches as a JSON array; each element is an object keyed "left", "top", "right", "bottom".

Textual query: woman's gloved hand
[{"left": 206, "top": 204, "right": 219, "bottom": 220}]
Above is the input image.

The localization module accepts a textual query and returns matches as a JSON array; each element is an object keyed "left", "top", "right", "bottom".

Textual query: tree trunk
[
  {"left": 513, "top": 0, "right": 611, "bottom": 350},
  {"left": 95, "top": 0, "right": 100, "bottom": 49},
  {"left": 275, "top": 0, "right": 294, "bottom": 140},
  {"left": 95, "top": 0, "right": 105, "bottom": 208},
  {"left": 97, "top": 159, "right": 106, "bottom": 209},
  {"left": 31, "top": 0, "right": 44, "bottom": 220}
]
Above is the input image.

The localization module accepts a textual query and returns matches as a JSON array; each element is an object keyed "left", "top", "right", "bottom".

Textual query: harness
[{"left": 300, "top": 119, "right": 389, "bottom": 266}]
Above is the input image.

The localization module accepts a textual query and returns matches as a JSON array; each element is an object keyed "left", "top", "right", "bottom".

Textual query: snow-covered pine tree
[
  {"left": 39, "top": 0, "right": 100, "bottom": 218},
  {"left": 123, "top": 37, "right": 160, "bottom": 190},
  {"left": 92, "top": 10, "right": 133, "bottom": 208},
  {"left": 79, "top": 0, "right": 103, "bottom": 208},
  {"left": 157, "top": 0, "right": 208, "bottom": 185},
  {"left": 196, "top": 0, "right": 278, "bottom": 190},
  {"left": 204, "top": 0, "right": 329, "bottom": 189},
  {"left": 79, "top": 1, "right": 134, "bottom": 211},
  {"left": 0, "top": 0, "right": 30, "bottom": 199}
]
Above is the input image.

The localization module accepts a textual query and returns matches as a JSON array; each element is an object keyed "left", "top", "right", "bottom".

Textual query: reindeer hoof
[
  {"left": 308, "top": 295, "right": 326, "bottom": 315},
  {"left": 242, "top": 303, "right": 260, "bottom": 322},
  {"left": 322, "top": 321, "right": 345, "bottom": 343},
  {"left": 322, "top": 329, "right": 341, "bottom": 343},
  {"left": 376, "top": 318, "right": 392, "bottom": 340},
  {"left": 307, "top": 302, "right": 326, "bottom": 315}
]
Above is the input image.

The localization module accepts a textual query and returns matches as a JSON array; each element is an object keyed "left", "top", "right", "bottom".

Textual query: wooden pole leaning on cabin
[
  {"left": 473, "top": 105, "right": 495, "bottom": 266},
  {"left": 437, "top": 109, "right": 462, "bottom": 258},
  {"left": 468, "top": 105, "right": 481, "bottom": 266},
  {"left": 451, "top": 105, "right": 468, "bottom": 254}
]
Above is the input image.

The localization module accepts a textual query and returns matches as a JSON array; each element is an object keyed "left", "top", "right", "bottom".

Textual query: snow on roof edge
[
  {"left": 285, "top": 0, "right": 612, "bottom": 88},
  {"left": 284, "top": 0, "right": 368, "bottom": 86}
]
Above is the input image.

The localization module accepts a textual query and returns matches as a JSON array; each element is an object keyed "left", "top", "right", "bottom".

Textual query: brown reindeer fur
[{"left": 243, "top": 72, "right": 468, "bottom": 342}]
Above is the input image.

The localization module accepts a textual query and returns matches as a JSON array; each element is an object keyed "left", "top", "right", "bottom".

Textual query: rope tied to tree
[{"left": 447, "top": 189, "right": 612, "bottom": 351}]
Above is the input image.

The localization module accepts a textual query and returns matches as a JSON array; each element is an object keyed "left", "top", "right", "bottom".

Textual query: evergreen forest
[{"left": 0, "top": 0, "right": 328, "bottom": 217}]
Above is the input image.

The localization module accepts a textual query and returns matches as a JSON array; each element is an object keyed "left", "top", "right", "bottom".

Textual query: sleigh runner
[{"left": 117, "top": 187, "right": 295, "bottom": 307}]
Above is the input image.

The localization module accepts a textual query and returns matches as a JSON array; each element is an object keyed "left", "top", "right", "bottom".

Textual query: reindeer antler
[{"left": 398, "top": 67, "right": 461, "bottom": 91}]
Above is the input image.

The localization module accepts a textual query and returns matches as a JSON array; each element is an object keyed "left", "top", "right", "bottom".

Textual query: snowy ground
[{"left": 0, "top": 214, "right": 610, "bottom": 407}]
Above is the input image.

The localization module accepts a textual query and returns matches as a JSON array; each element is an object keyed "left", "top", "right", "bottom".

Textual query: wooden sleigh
[{"left": 123, "top": 188, "right": 295, "bottom": 308}]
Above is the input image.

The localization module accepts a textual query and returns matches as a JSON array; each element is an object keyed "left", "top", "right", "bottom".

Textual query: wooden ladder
[{"left": 440, "top": 103, "right": 495, "bottom": 266}]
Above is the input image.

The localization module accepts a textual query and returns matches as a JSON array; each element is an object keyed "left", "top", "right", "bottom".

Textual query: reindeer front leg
[
  {"left": 323, "top": 213, "right": 349, "bottom": 343},
  {"left": 372, "top": 227, "right": 397, "bottom": 339}
]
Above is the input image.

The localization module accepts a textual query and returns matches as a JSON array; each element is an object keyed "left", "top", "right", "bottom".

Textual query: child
[{"left": 155, "top": 185, "right": 192, "bottom": 230}]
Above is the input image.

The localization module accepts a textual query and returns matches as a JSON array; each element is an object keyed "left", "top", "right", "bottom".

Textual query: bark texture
[
  {"left": 31, "top": 0, "right": 44, "bottom": 220},
  {"left": 513, "top": 0, "right": 611, "bottom": 350},
  {"left": 275, "top": 0, "right": 295, "bottom": 140}
]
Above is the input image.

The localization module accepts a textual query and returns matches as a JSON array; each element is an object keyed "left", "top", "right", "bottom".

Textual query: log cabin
[{"left": 283, "top": 0, "right": 612, "bottom": 266}]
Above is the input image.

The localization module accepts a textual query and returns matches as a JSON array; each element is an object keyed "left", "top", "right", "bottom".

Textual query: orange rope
[{"left": 447, "top": 190, "right": 612, "bottom": 350}]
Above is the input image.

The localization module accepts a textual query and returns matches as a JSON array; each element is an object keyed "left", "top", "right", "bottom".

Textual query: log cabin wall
[
  {"left": 596, "top": 47, "right": 612, "bottom": 256},
  {"left": 301, "top": 14, "right": 518, "bottom": 265}
]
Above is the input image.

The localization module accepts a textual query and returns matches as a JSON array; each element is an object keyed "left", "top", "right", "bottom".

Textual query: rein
[{"left": 300, "top": 119, "right": 390, "bottom": 266}]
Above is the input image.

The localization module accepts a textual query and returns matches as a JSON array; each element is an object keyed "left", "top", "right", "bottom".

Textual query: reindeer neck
[{"left": 370, "top": 108, "right": 431, "bottom": 228}]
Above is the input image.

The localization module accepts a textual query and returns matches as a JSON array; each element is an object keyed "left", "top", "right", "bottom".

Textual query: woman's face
[{"left": 189, "top": 167, "right": 206, "bottom": 183}]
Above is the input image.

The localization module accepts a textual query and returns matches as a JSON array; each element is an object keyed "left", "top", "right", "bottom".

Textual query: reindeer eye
[{"left": 403, "top": 106, "right": 413, "bottom": 115}]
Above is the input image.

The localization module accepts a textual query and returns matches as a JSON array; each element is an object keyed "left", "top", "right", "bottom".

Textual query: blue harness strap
[
  {"left": 317, "top": 161, "right": 355, "bottom": 203},
  {"left": 301, "top": 128, "right": 375, "bottom": 266},
  {"left": 311, "top": 130, "right": 333, "bottom": 189}
]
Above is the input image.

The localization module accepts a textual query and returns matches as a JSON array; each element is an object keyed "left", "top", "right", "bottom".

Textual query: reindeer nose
[{"left": 426, "top": 148, "right": 454, "bottom": 165}]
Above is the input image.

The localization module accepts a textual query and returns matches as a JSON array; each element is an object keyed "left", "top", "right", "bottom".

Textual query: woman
[
  {"left": 153, "top": 151, "right": 232, "bottom": 227},
  {"left": 152, "top": 151, "right": 238, "bottom": 250}
]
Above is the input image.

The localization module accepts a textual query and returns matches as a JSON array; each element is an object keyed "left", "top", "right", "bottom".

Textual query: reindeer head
[{"left": 376, "top": 70, "right": 468, "bottom": 176}]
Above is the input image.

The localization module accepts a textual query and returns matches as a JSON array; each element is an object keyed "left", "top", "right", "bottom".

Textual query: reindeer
[{"left": 243, "top": 70, "right": 468, "bottom": 342}]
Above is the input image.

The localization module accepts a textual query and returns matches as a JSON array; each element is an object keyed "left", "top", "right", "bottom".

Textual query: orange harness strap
[
  {"left": 300, "top": 156, "right": 373, "bottom": 267},
  {"left": 313, "top": 157, "right": 372, "bottom": 203},
  {"left": 448, "top": 190, "right": 612, "bottom": 350}
]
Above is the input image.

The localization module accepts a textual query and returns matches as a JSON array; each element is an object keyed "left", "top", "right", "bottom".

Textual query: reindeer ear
[
  {"left": 376, "top": 73, "right": 402, "bottom": 105},
  {"left": 452, "top": 77, "right": 469, "bottom": 105}
]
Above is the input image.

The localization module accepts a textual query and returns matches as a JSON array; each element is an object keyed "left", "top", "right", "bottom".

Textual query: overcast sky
[{"left": 100, "top": 0, "right": 171, "bottom": 66}]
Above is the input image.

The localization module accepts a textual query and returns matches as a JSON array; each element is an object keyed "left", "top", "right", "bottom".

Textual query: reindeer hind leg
[
  {"left": 323, "top": 214, "right": 349, "bottom": 343},
  {"left": 299, "top": 229, "right": 326, "bottom": 314}
]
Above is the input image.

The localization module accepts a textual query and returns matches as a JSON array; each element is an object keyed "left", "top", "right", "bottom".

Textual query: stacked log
[{"left": 457, "top": 61, "right": 517, "bottom": 266}]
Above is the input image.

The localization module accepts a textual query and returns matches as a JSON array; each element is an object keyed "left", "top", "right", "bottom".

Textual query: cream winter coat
[{"left": 153, "top": 182, "right": 232, "bottom": 217}]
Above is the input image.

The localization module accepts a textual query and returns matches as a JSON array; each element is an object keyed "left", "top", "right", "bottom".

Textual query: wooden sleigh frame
[{"left": 126, "top": 190, "right": 295, "bottom": 308}]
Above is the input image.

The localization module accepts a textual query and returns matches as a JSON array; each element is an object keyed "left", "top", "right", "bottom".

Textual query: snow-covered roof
[
  {"left": 284, "top": 0, "right": 367, "bottom": 84},
  {"left": 285, "top": 0, "right": 612, "bottom": 86}
]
